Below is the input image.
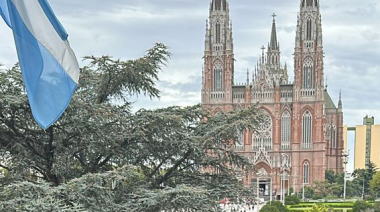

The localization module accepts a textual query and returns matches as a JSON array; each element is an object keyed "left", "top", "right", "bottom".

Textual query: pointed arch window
[
  {"left": 303, "top": 58, "right": 313, "bottom": 89},
  {"left": 303, "top": 161, "right": 310, "bottom": 184},
  {"left": 281, "top": 111, "right": 291, "bottom": 150},
  {"left": 216, "top": 23, "right": 221, "bottom": 43},
  {"left": 307, "top": 18, "right": 312, "bottom": 40},
  {"left": 213, "top": 61, "right": 223, "bottom": 91},
  {"left": 302, "top": 110, "right": 312, "bottom": 149},
  {"left": 236, "top": 130, "right": 244, "bottom": 151},
  {"left": 252, "top": 110, "right": 272, "bottom": 151},
  {"left": 332, "top": 125, "right": 337, "bottom": 148}
]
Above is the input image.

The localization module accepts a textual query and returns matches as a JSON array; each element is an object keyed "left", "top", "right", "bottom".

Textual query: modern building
[
  {"left": 344, "top": 116, "right": 380, "bottom": 170},
  {"left": 201, "top": 0, "right": 344, "bottom": 197}
]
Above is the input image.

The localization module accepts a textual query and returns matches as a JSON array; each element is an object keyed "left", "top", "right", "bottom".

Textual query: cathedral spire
[
  {"left": 269, "top": 13, "right": 278, "bottom": 51},
  {"left": 338, "top": 90, "right": 342, "bottom": 109},
  {"left": 211, "top": 0, "right": 227, "bottom": 11}
]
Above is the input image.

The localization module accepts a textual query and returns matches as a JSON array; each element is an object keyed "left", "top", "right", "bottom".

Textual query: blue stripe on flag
[
  {"left": 37, "top": 0, "right": 68, "bottom": 41},
  {"left": 7, "top": 0, "right": 77, "bottom": 129},
  {"left": 0, "top": 0, "right": 11, "bottom": 27}
]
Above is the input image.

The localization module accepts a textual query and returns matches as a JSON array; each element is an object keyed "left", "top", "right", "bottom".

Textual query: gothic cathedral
[{"left": 201, "top": 0, "right": 344, "bottom": 195}]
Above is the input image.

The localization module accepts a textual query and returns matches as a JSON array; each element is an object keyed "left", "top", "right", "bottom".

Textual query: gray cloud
[{"left": 0, "top": 1, "right": 379, "bottom": 170}]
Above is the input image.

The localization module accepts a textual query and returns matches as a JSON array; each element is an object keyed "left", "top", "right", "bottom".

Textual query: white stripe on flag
[{"left": 11, "top": 0, "right": 79, "bottom": 83}]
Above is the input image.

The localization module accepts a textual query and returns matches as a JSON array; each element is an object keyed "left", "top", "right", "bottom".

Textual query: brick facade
[{"left": 201, "top": 0, "right": 344, "bottom": 194}]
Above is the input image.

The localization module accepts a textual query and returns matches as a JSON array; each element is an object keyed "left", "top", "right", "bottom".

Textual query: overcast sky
[{"left": 0, "top": 0, "right": 379, "bottom": 171}]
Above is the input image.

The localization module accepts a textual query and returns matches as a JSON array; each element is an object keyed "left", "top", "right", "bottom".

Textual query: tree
[
  {"left": 353, "top": 162, "right": 378, "bottom": 197},
  {"left": 285, "top": 195, "right": 300, "bottom": 205},
  {"left": 0, "top": 44, "right": 264, "bottom": 211},
  {"left": 304, "top": 186, "right": 315, "bottom": 199},
  {"left": 353, "top": 201, "right": 374, "bottom": 212},
  {"left": 325, "top": 170, "right": 336, "bottom": 184},
  {"left": 370, "top": 172, "right": 380, "bottom": 198}
]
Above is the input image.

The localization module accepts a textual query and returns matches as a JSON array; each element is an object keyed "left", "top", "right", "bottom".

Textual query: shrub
[
  {"left": 260, "top": 205, "right": 280, "bottom": 212},
  {"left": 353, "top": 201, "right": 374, "bottom": 212},
  {"left": 265, "top": 201, "right": 289, "bottom": 212},
  {"left": 305, "top": 204, "right": 330, "bottom": 212},
  {"left": 285, "top": 195, "right": 301, "bottom": 205},
  {"left": 312, "top": 194, "right": 324, "bottom": 200},
  {"left": 373, "top": 202, "right": 380, "bottom": 212}
]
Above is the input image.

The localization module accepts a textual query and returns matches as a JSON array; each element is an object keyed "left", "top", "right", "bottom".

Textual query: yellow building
[{"left": 344, "top": 116, "right": 380, "bottom": 169}]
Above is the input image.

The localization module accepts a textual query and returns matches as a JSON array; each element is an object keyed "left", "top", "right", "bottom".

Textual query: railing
[
  {"left": 280, "top": 90, "right": 293, "bottom": 102},
  {"left": 281, "top": 143, "right": 291, "bottom": 150},
  {"left": 304, "top": 41, "right": 314, "bottom": 49},
  {"left": 300, "top": 89, "right": 315, "bottom": 97},
  {"left": 235, "top": 145, "right": 245, "bottom": 151},
  {"left": 251, "top": 90, "right": 274, "bottom": 103},
  {"left": 301, "top": 142, "right": 312, "bottom": 150},
  {"left": 232, "top": 89, "right": 245, "bottom": 100},
  {"left": 210, "top": 91, "right": 225, "bottom": 99}
]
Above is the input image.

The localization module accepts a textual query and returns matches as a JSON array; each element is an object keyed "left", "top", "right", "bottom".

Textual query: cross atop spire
[
  {"left": 272, "top": 13, "right": 277, "bottom": 21},
  {"left": 269, "top": 13, "right": 279, "bottom": 51}
]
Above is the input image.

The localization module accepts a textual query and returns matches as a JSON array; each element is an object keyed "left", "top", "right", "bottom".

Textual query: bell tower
[
  {"left": 202, "top": 0, "right": 234, "bottom": 106},
  {"left": 294, "top": 0, "right": 324, "bottom": 101}
]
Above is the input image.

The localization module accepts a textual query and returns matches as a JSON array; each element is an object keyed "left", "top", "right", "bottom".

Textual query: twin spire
[{"left": 269, "top": 13, "right": 279, "bottom": 51}]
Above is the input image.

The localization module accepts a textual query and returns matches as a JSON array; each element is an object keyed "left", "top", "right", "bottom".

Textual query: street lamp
[
  {"left": 302, "top": 180, "right": 305, "bottom": 201},
  {"left": 342, "top": 150, "right": 349, "bottom": 200}
]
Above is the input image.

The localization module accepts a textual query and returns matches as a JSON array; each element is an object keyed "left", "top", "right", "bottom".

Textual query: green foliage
[
  {"left": 370, "top": 172, "right": 380, "bottom": 196},
  {"left": 266, "top": 201, "right": 289, "bottom": 212},
  {"left": 352, "top": 162, "right": 378, "bottom": 197},
  {"left": 285, "top": 195, "right": 301, "bottom": 205},
  {"left": 304, "top": 186, "right": 315, "bottom": 199},
  {"left": 325, "top": 170, "right": 336, "bottom": 184},
  {"left": 352, "top": 201, "right": 373, "bottom": 212},
  {"left": 0, "top": 44, "right": 264, "bottom": 211},
  {"left": 373, "top": 202, "right": 380, "bottom": 212},
  {"left": 305, "top": 204, "right": 331, "bottom": 212},
  {"left": 260, "top": 205, "right": 280, "bottom": 212}
]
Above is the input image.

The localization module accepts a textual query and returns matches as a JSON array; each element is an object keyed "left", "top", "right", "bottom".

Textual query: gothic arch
[
  {"left": 255, "top": 162, "right": 271, "bottom": 176},
  {"left": 302, "top": 160, "right": 311, "bottom": 184},
  {"left": 258, "top": 106, "right": 275, "bottom": 120},
  {"left": 300, "top": 105, "right": 314, "bottom": 116},
  {"left": 282, "top": 103, "right": 292, "bottom": 114},
  {"left": 252, "top": 108, "right": 273, "bottom": 150},
  {"left": 281, "top": 110, "right": 292, "bottom": 150},
  {"left": 212, "top": 108, "right": 222, "bottom": 116},
  {"left": 213, "top": 60, "right": 223, "bottom": 91}
]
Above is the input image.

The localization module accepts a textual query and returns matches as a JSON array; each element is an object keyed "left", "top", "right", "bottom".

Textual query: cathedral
[{"left": 201, "top": 0, "right": 344, "bottom": 198}]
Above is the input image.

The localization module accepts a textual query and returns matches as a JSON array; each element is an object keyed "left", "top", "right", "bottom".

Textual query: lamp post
[
  {"left": 302, "top": 181, "right": 305, "bottom": 201},
  {"left": 282, "top": 172, "right": 286, "bottom": 205},
  {"left": 341, "top": 150, "right": 349, "bottom": 200}
]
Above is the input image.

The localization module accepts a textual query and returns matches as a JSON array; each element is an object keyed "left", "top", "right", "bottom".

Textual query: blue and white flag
[{"left": 0, "top": 0, "right": 80, "bottom": 129}]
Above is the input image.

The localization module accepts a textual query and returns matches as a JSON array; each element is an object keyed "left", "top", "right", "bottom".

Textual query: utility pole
[{"left": 342, "top": 150, "right": 349, "bottom": 200}]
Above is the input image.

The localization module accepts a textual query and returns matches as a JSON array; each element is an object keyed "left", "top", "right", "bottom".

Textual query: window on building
[
  {"left": 213, "top": 61, "right": 223, "bottom": 91},
  {"left": 236, "top": 130, "right": 244, "bottom": 151},
  {"left": 332, "top": 125, "right": 337, "bottom": 148},
  {"left": 216, "top": 23, "right": 221, "bottom": 43},
  {"left": 281, "top": 111, "right": 291, "bottom": 150},
  {"left": 307, "top": 19, "right": 312, "bottom": 40},
  {"left": 302, "top": 110, "right": 312, "bottom": 149},
  {"left": 303, "top": 161, "right": 310, "bottom": 184},
  {"left": 253, "top": 110, "right": 272, "bottom": 150},
  {"left": 303, "top": 58, "right": 313, "bottom": 89}
]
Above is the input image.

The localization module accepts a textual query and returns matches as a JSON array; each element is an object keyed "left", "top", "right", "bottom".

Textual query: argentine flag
[{"left": 0, "top": 0, "right": 80, "bottom": 129}]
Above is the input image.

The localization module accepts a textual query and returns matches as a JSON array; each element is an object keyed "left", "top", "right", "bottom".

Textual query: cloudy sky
[{"left": 0, "top": 0, "right": 379, "bottom": 171}]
